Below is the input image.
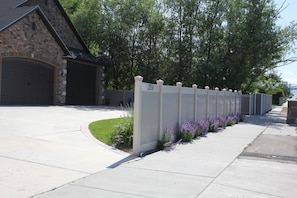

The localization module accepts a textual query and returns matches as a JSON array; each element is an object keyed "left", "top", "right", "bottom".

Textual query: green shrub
[
  {"left": 157, "top": 128, "right": 175, "bottom": 150},
  {"left": 111, "top": 112, "right": 133, "bottom": 149}
]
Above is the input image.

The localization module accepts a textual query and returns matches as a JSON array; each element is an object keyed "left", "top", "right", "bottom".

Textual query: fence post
[
  {"left": 229, "top": 89, "right": 232, "bottom": 114},
  {"left": 249, "top": 93, "right": 253, "bottom": 115},
  {"left": 253, "top": 93, "right": 257, "bottom": 115},
  {"left": 133, "top": 76, "right": 143, "bottom": 156},
  {"left": 205, "top": 86, "right": 210, "bottom": 119},
  {"left": 176, "top": 82, "right": 182, "bottom": 126},
  {"left": 215, "top": 87, "right": 219, "bottom": 118},
  {"left": 239, "top": 91, "right": 242, "bottom": 114},
  {"left": 192, "top": 84, "right": 198, "bottom": 121},
  {"left": 234, "top": 90, "right": 237, "bottom": 113},
  {"left": 223, "top": 88, "right": 227, "bottom": 115},
  {"left": 261, "top": 94, "right": 264, "bottom": 115},
  {"left": 157, "top": 79, "right": 164, "bottom": 140}
]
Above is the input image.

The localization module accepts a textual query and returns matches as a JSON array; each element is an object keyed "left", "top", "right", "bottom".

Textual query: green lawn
[{"left": 89, "top": 117, "right": 124, "bottom": 145}]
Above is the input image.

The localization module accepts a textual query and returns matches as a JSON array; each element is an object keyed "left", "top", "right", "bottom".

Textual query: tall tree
[
  {"left": 60, "top": 0, "right": 80, "bottom": 15},
  {"left": 60, "top": 0, "right": 296, "bottom": 92},
  {"left": 163, "top": 0, "right": 203, "bottom": 86},
  {"left": 195, "top": 0, "right": 227, "bottom": 88},
  {"left": 223, "top": 0, "right": 295, "bottom": 92}
]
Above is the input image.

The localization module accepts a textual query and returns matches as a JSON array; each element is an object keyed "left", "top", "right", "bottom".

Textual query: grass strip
[{"left": 89, "top": 117, "right": 124, "bottom": 145}]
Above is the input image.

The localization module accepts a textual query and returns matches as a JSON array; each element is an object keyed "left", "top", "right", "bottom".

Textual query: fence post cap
[
  {"left": 223, "top": 88, "right": 227, "bottom": 91},
  {"left": 156, "top": 79, "right": 164, "bottom": 85},
  {"left": 135, "top": 76, "right": 143, "bottom": 81},
  {"left": 176, "top": 82, "right": 182, "bottom": 87},
  {"left": 229, "top": 89, "right": 233, "bottom": 92},
  {"left": 192, "top": 84, "right": 197, "bottom": 88},
  {"left": 215, "top": 87, "right": 219, "bottom": 91},
  {"left": 205, "top": 86, "right": 210, "bottom": 90},
  {"left": 234, "top": 90, "right": 237, "bottom": 93}
]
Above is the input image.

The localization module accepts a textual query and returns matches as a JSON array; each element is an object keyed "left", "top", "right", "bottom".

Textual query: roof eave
[
  {"left": 54, "top": 0, "right": 91, "bottom": 53},
  {"left": 0, "top": 8, "right": 32, "bottom": 32},
  {"left": 35, "top": 6, "right": 70, "bottom": 55},
  {"left": 13, "top": 0, "right": 29, "bottom": 9}
]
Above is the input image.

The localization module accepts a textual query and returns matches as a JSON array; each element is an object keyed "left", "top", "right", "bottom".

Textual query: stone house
[{"left": 0, "top": 0, "right": 104, "bottom": 105}]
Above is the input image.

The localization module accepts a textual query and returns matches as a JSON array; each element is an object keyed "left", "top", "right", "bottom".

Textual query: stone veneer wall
[
  {"left": 0, "top": 11, "right": 67, "bottom": 104},
  {"left": 97, "top": 66, "right": 105, "bottom": 105},
  {"left": 287, "top": 100, "right": 297, "bottom": 124},
  {"left": 22, "top": 0, "right": 84, "bottom": 50}
]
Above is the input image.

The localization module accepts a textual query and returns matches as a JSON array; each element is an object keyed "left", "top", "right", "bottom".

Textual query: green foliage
[
  {"left": 61, "top": 0, "right": 297, "bottom": 91},
  {"left": 59, "top": 0, "right": 81, "bottom": 15},
  {"left": 157, "top": 136, "right": 169, "bottom": 150},
  {"left": 249, "top": 70, "right": 292, "bottom": 104},
  {"left": 111, "top": 113, "right": 134, "bottom": 149},
  {"left": 157, "top": 128, "right": 175, "bottom": 151},
  {"left": 89, "top": 117, "right": 126, "bottom": 146},
  {"left": 226, "top": 119, "right": 235, "bottom": 127},
  {"left": 176, "top": 131, "right": 193, "bottom": 143}
]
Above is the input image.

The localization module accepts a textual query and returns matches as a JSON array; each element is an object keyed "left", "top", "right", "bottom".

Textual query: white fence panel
[
  {"left": 230, "top": 91, "right": 236, "bottom": 114},
  {"left": 181, "top": 87, "right": 195, "bottom": 123},
  {"left": 217, "top": 91, "right": 225, "bottom": 117},
  {"left": 196, "top": 89, "right": 207, "bottom": 120},
  {"left": 225, "top": 91, "right": 231, "bottom": 115},
  {"left": 129, "top": 76, "right": 273, "bottom": 155},
  {"left": 208, "top": 89, "right": 217, "bottom": 118},
  {"left": 133, "top": 76, "right": 243, "bottom": 155},
  {"left": 162, "top": 86, "right": 179, "bottom": 131}
]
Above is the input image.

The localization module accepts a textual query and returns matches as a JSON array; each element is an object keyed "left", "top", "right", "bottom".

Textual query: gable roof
[
  {"left": 0, "top": 0, "right": 34, "bottom": 31},
  {"left": 52, "top": 0, "right": 90, "bottom": 53},
  {"left": 0, "top": 0, "right": 101, "bottom": 64}
]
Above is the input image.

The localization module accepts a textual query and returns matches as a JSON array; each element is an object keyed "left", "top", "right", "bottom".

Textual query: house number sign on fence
[{"left": 147, "top": 84, "right": 154, "bottom": 91}]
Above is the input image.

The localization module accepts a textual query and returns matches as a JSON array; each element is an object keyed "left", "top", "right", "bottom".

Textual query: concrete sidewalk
[{"left": 34, "top": 105, "right": 297, "bottom": 198}]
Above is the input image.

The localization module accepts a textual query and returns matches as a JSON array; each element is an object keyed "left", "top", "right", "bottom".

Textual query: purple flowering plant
[
  {"left": 158, "top": 113, "right": 244, "bottom": 151},
  {"left": 177, "top": 121, "right": 196, "bottom": 142},
  {"left": 196, "top": 119, "right": 209, "bottom": 137},
  {"left": 208, "top": 117, "right": 220, "bottom": 132},
  {"left": 157, "top": 127, "right": 175, "bottom": 151},
  {"left": 226, "top": 115, "right": 235, "bottom": 126},
  {"left": 226, "top": 113, "right": 244, "bottom": 126}
]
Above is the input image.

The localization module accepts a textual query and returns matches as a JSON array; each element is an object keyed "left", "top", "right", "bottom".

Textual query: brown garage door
[
  {"left": 66, "top": 62, "right": 96, "bottom": 105},
  {"left": 1, "top": 58, "right": 54, "bottom": 105}
]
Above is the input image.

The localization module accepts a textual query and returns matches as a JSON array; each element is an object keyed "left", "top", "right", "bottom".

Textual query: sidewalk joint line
[
  {"left": 214, "top": 183, "right": 283, "bottom": 198},
  {"left": 69, "top": 183, "right": 156, "bottom": 198},
  {"left": 0, "top": 155, "right": 92, "bottom": 175},
  {"left": 124, "top": 165, "right": 215, "bottom": 179}
]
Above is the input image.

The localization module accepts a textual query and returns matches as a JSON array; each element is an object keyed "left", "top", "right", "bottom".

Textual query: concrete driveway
[{"left": 0, "top": 106, "right": 130, "bottom": 198}]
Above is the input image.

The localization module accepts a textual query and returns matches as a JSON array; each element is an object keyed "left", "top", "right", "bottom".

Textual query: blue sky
[{"left": 274, "top": 0, "right": 297, "bottom": 92}]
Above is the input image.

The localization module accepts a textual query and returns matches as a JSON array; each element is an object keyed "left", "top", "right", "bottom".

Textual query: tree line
[{"left": 61, "top": 0, "right": 296, "bottom": 94}]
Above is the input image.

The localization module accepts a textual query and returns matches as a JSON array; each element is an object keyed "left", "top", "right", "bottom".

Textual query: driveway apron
[{"left": 0, "top": 106, "right": 129, "bottom": 198}]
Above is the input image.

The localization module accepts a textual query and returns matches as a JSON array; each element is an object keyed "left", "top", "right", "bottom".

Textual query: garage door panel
[
  {"left": 1, "top": 59, "right": 54, "bottom": 105},
  {"left": 66, "top": 62, "right": 96, "bottom": 105}
]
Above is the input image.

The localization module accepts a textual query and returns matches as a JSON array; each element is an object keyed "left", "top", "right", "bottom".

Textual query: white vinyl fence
[{"left": 133, "top": 76, "right": 241, "bottom": 155}]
